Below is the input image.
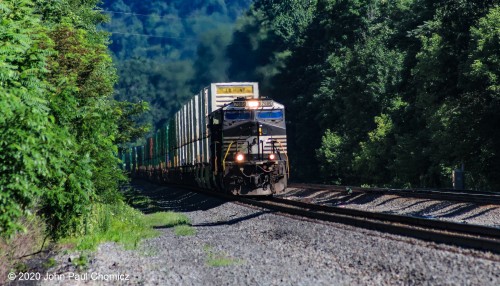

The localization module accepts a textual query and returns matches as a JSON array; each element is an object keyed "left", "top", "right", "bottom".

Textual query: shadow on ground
[
  {"left": 191, "top": 210, "right": 272, "bottom": 227},
  {"left": 124, "top": 179, "right": 227, "bottom": 214},
  {"left": 281, "top": 188, "right": 499, "bottom": 225}
]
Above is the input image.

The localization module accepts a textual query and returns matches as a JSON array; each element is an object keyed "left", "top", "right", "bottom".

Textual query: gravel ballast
[
  {"left": 39, "top": 181, "right": 500, "bottom": 285},
  {"left": 281, "top": 187, "right": 500, "bottom": 228}
]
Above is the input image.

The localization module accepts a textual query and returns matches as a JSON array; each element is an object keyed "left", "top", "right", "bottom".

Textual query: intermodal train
[{"left": 120, "top": 82, "right": 289, "bottom": 196}]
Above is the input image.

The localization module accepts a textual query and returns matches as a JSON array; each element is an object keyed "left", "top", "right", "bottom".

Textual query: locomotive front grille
[{"left": 222, "top": 135, "right": 287, "bottom": 157}]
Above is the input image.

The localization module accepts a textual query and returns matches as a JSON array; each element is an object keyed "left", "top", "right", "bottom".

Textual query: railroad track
[
  {"left": 237, "top": 196, "right": 500, "bottom": 254},
  {"left": 140, "top": 181, "right": 500, "bottom": 254},
  {"left": 289, "top": 183, "right": 500, "bottom": 205}
]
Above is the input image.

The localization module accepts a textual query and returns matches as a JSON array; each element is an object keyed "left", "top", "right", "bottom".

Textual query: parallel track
[
  {"left": 140, "top": 180, "right": 500, "bottom": 254},
  {"left": 237, "top": 196, "right": 500, "bottom": 254},
  {"left": 289, "top": 183, "right": 500, "bottom": 205}
]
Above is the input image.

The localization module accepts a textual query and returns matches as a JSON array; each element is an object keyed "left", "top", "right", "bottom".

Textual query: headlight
[
  {"left": 235, "top": 153, "right": 245, "bottom": 162},
  {"left": 247, "top": 100, "right": 260, "bottom": 108},
  {"left": 268, "top": 154, "right": 276, "bottom": 160}
]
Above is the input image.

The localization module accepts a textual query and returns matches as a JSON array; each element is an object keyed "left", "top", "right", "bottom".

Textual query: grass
[
  {"left": 122, "top": 187, "right": 157, "bottom": 212},
  {"left": 147, "top": 211, "right": 191, "bottom": 228},
  {"left": 174, "top": 225, "right": 196, "bottom": 236},
  {"left": 62, "top": 202, "right": 193, "bottom": 251},
  {"left": 43, "top": 258, "right": 57, "bottom": 269},
  {"left": 14, "top": 262, "right": 28, "bottom": 272},
  {"left": 72, "top": 254, "right": 89, "bottom": 270},
  {"left": 204, "top": 245, "right": 242, "bottom": 267},
  {"left": 138, "top": 245, "right": 158, "bottom": 257},
  {"left": 0, "top": 188, "right": 194, "bottom": 283}
]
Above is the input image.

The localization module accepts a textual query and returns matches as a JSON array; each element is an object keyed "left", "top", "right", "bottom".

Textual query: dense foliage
[
  {"left": 101, "top": 0, "right": 252, "bottom": 128},
  {"left": 103, "top": 0, "right": 499, "bottom": 190},
  {"left": 226, "top": 0, "right": 500, "bottom": 190},
  {"left": 0, "top": 0, "right": 144, "bottom": 238}
]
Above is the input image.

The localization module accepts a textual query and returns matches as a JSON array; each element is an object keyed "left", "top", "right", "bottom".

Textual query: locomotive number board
[
  {"left": 216, "top": 85, "right": 254, "bottom": 95},
  {"left": 233, "top": 100, "right": 273, "bottom": 108}
]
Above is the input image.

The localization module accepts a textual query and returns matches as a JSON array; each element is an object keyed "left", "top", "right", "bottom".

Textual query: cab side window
[{"left": 210, "top": 111, "right": 221, "bottom": 126}]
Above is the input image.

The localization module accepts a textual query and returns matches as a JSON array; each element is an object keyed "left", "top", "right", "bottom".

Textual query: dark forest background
[
  {"left": 102, "top": 0, "right": 500, "bottom": 190},
  {"left": 101, "top": 0, "right": 253, "bottom": 127}
]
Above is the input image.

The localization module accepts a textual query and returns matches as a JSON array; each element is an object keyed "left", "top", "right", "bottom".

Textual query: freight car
[{"left": 121, "top": 82, "right": 288, "bottom": 196}]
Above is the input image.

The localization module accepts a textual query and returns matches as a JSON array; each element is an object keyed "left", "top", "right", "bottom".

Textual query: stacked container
[
  {"left": 121, "top": 82, "right": 260, "bottom": 178},
  {"left": 172, "top": 82, "right": 259, "bottom": 167}
]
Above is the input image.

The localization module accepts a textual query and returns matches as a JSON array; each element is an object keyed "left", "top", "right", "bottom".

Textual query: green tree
[
  {"left": 411, "top": 1, "right": 499, "bottom": 188},
  {"left": 0, "top": 0, "right": 93, "bottom": 237},
  {"left": 227, "top": 0, "right": 317, "bottom": 93},
  {"left": 101, "top": 0, "right": 253, "bottom": 129},
  {"left": 1, "top": 0, "right": 148, "bottom": 238}
]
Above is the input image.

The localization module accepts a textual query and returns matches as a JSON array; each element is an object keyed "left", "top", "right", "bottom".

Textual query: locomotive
[{"left": 121, "top": 82, "right": 288, "bottom": 196}]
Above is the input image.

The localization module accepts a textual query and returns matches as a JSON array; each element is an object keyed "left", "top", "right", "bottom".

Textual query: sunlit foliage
[{"left": 0, "top": 0, "right": 146, "bottom": 238}]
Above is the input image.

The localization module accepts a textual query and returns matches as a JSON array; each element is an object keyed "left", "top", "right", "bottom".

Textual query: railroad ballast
[{"left": 121, "top": 82, "right": 289, "bottom": 195}]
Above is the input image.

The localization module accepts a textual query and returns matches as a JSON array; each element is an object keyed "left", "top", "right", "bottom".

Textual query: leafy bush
[
  {"left": 64, "top": 203, "right": 192, "bottom": 250},
  {"left": 0, "top": 0, "right": 147, "bottom": 239}
]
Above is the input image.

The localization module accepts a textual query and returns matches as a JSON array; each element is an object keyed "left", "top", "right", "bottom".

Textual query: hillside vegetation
[
  {"left": 0, "top": 0, "right": 148, "bottom": 241},
  {"left": 230, "top": 0, "right": 500, "bottom": 190},
  {"left": 101, "top": 0, "right": 252, "bottom": 128},
  {"left": 104, "top": 0, "right": 500, "bottom": 190}
]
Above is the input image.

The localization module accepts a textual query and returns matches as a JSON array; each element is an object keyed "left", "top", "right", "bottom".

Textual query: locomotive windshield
[
  {"left": 256, "top": 110, "right": 284, "bottom": 120},
  {"left": 225, "top": 110, "right": 252, "bottom": 120}
]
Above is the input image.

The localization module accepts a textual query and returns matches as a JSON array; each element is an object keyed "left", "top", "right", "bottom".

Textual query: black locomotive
[{"left": 121, "top": 82, "right": 288, "bottom": 195}]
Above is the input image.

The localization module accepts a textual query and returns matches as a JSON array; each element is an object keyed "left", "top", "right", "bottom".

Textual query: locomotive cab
[{"left": 212, "top": 97, "right": 288, "bottom": 195}]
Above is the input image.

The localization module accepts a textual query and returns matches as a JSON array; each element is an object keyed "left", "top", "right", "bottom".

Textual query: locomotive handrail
[
  {"left": 222, "top": 141, "right": 236, "bottom": 171},
  {"left": 276, "top": 140, "right": 290, "bottom": 178}
]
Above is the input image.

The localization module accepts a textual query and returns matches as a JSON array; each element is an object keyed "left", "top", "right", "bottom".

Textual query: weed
[
  {"left": 122, "top": 187, "right": 154, "bottom": 210},
  {"left": 61, "top": 202, "right": 153, "bottom": 250},
  {"left": 207, "top": 256, "right": 237, "bottom": 267},
  {"left": 14, "top": 262, "right": 28, "bottom": 272},
  {"left": 43, "top": 258, "right": 57, "bottom": 269},
  {"left": 73, "top": 254, "right": 88, "bottom": 270},
  {"left": 139, "top": 246, "right": 158, "bottom": 257},
  {"left": 61, "top": 202, "right": 193, "bottom": 251},
  {"left": 146, "top": 212, "right": 190, "bottom": 228},
  {"left": 174, "top": 225, "right": 196, "bottom": 236},
  {"left": 203, "top": 245, "right": 242, "bottom": 267}
]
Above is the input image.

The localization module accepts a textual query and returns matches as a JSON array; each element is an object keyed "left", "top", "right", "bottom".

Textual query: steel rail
[
  {"left": 237, "top": 196, "right": 500, "bottom": 254},
  {"left": 135, "top": 180, "right": 500, "bottom": 254},
  {"left": 289, "top": 183, "right": 500, "bottom": 205}
]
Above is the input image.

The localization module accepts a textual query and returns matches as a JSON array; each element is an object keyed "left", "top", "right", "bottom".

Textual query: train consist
[{"left": 121, "top": 82, "right": 289, "bottom": 195}]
